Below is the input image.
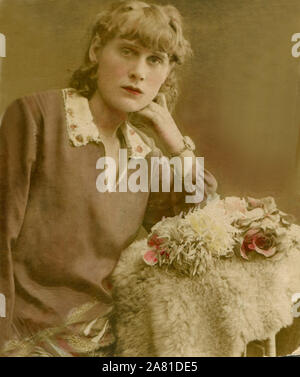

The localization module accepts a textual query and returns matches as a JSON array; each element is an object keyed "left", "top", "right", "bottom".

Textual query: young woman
[{"left": 0, "top": 0, "right": 217, "bottom": 356}]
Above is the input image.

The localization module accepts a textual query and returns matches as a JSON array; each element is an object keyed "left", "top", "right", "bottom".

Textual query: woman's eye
[
  {"left": 148, "top": 55, "right": 162, "bottom": 65},
  {"left": 121, "top": 48, "right": 134, "bottom": 56}
]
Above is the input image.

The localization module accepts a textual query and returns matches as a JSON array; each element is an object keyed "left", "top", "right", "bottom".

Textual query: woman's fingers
[
  {"left": 137, "top": 95, "right": 170, "bottom": 127},
  {"left": 147, "top": 101, "right": 166, "bottom": 115},
  {"left": 154, "top": 93, "right": 168, "bottom": 110},
  {"left": 138, "top": 106, "right": 157, "bottom": 121}
]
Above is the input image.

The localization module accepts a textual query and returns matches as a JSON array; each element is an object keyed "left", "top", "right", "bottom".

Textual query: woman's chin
[
  {"left": 115, "top": 102, "right": 145, "bottom": 114},
  {"left": 112, "top": 95, "right": 153, "bottom": 113}
]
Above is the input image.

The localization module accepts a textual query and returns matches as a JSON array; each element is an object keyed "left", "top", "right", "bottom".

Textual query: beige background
[{"left": 1, "top": 0, "right": 300, "bottom": 218}]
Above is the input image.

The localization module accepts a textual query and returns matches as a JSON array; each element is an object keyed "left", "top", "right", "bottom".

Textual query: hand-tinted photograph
[{"left": 0, "top": 0, "right": 300, "bottom": 357}]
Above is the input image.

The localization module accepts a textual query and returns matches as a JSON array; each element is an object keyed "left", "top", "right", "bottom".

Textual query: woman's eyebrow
[
  {"left": 118, "top": 39, "right": 140, "bottom": 49},
  {"left": 118, "top": 39, "right": 168, "bottom": 59},
  {"left": 151, "top": 51, "right": 168, "bottom": 60}
]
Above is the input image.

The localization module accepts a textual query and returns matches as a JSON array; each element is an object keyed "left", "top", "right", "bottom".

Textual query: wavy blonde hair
[{"left": 69, "top": 0, "right": 192, "bottom": 113}]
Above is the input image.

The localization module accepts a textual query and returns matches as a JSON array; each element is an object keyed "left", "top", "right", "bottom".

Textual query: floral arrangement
[{"left": 143, "top": 196, "right": 300, "bottom": 276}]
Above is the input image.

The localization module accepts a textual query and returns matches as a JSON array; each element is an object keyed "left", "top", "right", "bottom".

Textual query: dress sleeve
[
  {"left": 0, "top": 98, "right": 37, "bottom": 350},
  {"left": 142, "top": 145, "right": 218, "bottom": 233}
]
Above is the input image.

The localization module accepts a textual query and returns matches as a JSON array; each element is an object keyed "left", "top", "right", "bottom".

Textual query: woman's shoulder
[
  {"left": 3, "top": 89, "right": 66, "bottom": 118},
  {"left": 1, "top": 89, "right": 68, "bottom": 134},
  {"left": 15, "top": 88, "right": 65, "bottom": 112}
]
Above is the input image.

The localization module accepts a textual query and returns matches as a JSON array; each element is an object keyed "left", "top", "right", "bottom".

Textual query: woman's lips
[{"left": 122, "top": 86, "right": 143, "bottom": 96}]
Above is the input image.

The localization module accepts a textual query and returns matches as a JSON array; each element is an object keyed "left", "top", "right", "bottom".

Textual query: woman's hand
[{"left": 137, "top": 93, "right": 185, "bottom": 155}]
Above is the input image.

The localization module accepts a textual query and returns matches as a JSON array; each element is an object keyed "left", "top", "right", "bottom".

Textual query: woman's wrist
[
  {"left": 168, "top": 136, "right": 196, "bottom": 157},
  {"left": 167, "top": 140, "right": 185, "bottom": 156}
]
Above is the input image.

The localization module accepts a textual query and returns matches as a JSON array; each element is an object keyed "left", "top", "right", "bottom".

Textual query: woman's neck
[{"left": 88, "top": 89, "right": 127, "bottom": 139}]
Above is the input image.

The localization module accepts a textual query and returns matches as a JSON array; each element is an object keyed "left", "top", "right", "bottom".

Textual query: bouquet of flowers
[{"left": 143, "top": 196, "right": 300, "bottom": 276}]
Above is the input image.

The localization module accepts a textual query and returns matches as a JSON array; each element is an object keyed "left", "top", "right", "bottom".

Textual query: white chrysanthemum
[
  {"left": 148, "top": 198, "right": 237, "bottom": 276},
  {"left": 186, "top": 202, "right": 236, "bottom": 257}
]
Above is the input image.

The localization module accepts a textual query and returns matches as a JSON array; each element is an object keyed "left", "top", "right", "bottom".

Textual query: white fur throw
[{"left": 112, "top": 238, "right": 300, "bottom": 357}]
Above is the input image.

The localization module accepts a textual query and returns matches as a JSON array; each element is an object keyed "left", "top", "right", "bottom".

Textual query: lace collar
[{"left": 62, "top": 88, "right": 152, "bottom": 159}]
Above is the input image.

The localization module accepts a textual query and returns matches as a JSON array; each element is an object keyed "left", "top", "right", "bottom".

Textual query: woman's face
[{"left": 90, "top": 36, "right": 172, "bottom": 114}]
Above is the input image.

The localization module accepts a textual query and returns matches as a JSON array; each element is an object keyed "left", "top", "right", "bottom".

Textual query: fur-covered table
[{"left": 112, "top": 238, "right": 300, "bottom": 357}]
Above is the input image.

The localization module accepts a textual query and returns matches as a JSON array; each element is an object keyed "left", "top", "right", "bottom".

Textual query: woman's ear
[{"left": 88, "top": 35, "right": 102, "bottom": 63}]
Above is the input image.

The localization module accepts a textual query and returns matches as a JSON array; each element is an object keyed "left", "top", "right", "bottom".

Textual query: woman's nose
[{"left": 128, "top": 59, "right": 147, "bottom": 81}]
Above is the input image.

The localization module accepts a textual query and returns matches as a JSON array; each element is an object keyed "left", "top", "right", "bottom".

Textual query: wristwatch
[{"left": 170, "top": 136, "right": 195, "bottom": 157}]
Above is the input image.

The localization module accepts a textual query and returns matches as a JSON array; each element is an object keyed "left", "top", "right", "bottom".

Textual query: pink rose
[
  {"left": 240, "top": 228, "right": 276, "bottom": 260},
  {"left": 143, "top": 250, "right": 158, "bottom": 266},
  {"left": 144, "top": 234, "right": 169, "bottom": 266},
  {"left": 147, "top": 233, "right": 164, "bottom": 249}
]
